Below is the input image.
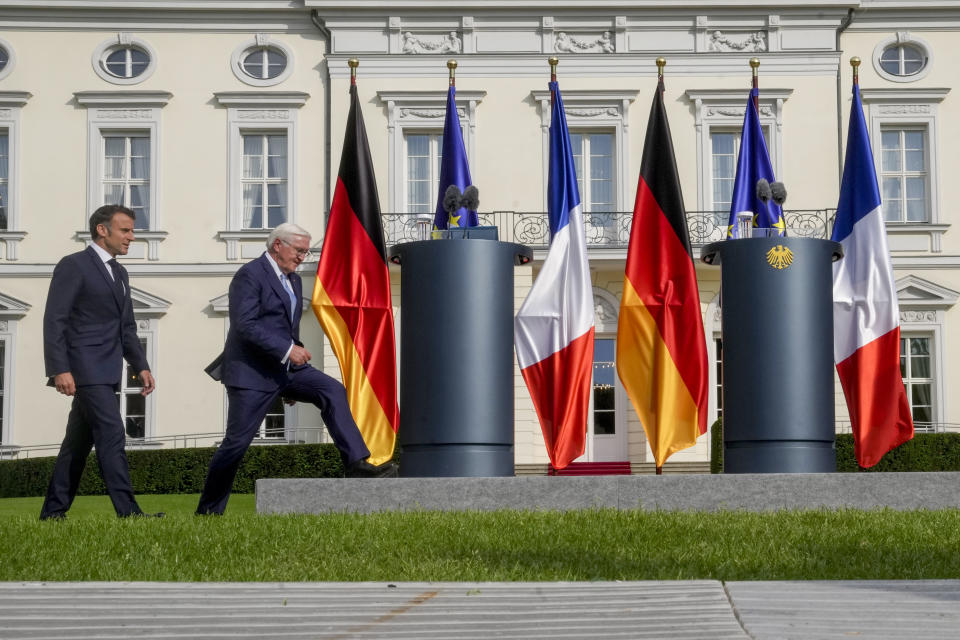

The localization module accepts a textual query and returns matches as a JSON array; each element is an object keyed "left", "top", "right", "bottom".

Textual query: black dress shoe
[
  {"left": 39, "top": 512, "right": 66, "bottom": 521},
  {"left": 346, "top": 459, "right": 399, "bottom": 478}
]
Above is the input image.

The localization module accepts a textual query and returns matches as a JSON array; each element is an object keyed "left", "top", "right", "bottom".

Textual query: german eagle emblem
[{"left": 766, "top": 244, "right": 793, "bottom": 270}]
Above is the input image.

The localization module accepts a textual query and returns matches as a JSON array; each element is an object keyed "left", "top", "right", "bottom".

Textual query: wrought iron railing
[{"left": 381, "top": 209, "right": 836, "bottom": 250}]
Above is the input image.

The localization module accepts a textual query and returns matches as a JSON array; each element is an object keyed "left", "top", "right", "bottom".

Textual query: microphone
[
  {"left": 443, "top": 185, "right": 462, "bottom": 215},
  {"left": 770, "top": 181, "right": 787, "bottom": 206},
  {"left": 461, "top": 185, "right": 480, "bottom": 212},
  {"left": 755, "top": 178, "right": 772, "bottom": 203}
]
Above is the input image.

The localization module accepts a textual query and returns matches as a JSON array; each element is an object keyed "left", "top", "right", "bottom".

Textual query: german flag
[
  {"left": 312, "top": 80, "right": 398, "bottom": 465},
  {"left": 616, "top": 77, "right": 709, "bottom": 470}
]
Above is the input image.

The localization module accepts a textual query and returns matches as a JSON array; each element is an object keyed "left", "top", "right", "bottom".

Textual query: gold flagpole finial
[
  {"left": 749, "top": 57, "right": 760, "bottom": 75},
  {"left": 548, "top": 56, "right": 559, "bottom": 82},
  {"left": 851, "top": 56, "right": 861, "bottom": 85},
  {"left": 348, "top": 58, "right": 359, "bottom": 85},
  {"left": 656, "top": 57, "right": 666, "bottom": 79},
  {"left": 447, "top": 59, "right": 457, "bottom": 87}
]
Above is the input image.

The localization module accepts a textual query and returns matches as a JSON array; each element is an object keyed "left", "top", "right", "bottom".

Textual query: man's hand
[
  {"left": 53, "top": 372, "right": 76, "bottom": 397},
  {"left": 289, "top": 345, "right": 312, "bottom": 366},
  {"left": 139, "top": 370, "right": 156, "bottom": 396}
]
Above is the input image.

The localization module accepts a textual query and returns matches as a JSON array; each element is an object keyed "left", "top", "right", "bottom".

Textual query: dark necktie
[{"left": 107, "top": 258, "right": 125, "bottom": 297}]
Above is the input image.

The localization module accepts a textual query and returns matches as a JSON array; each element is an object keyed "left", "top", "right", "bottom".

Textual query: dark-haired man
[{"left": 40, "top": 204, "right": 159, "bottom": 520}]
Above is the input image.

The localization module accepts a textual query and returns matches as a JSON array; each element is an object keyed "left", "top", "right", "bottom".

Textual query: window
[
  {"left": 215, "top": 92, "right": 306, "bottom": 257},
  {"left": 880, "top": 44, "right": 926, "bottom": 78},
  {"left": 241, "top": 133, "right": 288, "bottom": 229},
  {"left": 231, "top": 36, "right": 295, "bottom": 87},
  {"left": 710, "top": 131, "right": 738, "bottom": 215},
  {"left": 378, "top": 90, "right": 484, "bottom": 216},
  {"left": 873, "top": 33, "right": 932, "bottom": 83},
  {"left": 104, "top": 47, "right": 150, "bottom": 80},
  {"left": 901, "top": 335, "right": 933, "bottom": 430},
  {"left": 880, "top": 128, "right": 927, "bottom": 223},
  {"left": 0, "top": 38, "right": 15, "bottom": 82},
  {"left": 120, "top": 337, "right": 149, "bottom": 439},
  {"left": 715, "top": 338, "right": 724, "bottom": 421},
  {"left": 592, "top": 338, "right": 616, "bottom": 436},
  {"left": 241, "top": 48, "right": 287, "bottom": 81},
  {"left": 405, "top": 133, "right": 443, "bottom": 214},
  {"left": 0, "top": 131, "right": 7, "bottom": 230},
  {"left": 260, "top": 397, "right": 286, "bottom": 439},
  {"left": 570, "top": 132, "right": 615, "bottom": 213},
  {"left": 102, "top": 134, "right": 150, "bottom": 229},
  {"left": 92, "top": 35, "right": 157, "bottom": 85},
  {"left": 0, "top": 293, "right": 30, "bottom": 447}
]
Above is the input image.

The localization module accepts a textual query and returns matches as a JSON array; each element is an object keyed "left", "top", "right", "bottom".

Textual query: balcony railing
[{"left": 381, "top": 209, "right": 836, "bottom": 250}]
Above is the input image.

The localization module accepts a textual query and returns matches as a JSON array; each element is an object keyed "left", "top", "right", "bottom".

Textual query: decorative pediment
[
  {"left": 130, "top": 287, "right": 171, "bottom": 318},
  {"left": 896, "top": 275, "right": 959, "bottom": 310},
  {"left": 0, "top": 292, "right": 30, "bottom": 319}
]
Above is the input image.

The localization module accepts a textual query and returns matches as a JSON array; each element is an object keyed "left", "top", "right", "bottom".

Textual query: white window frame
[
  {"left": 0, "top": 91, "right": 30, "bottom": 260},
  {"left": 581, "top": 288, "right": 627, "bottom": 463},
  {"left": 861, "top": 88, "right": 950, "bottom": 252},
  {"left": 0, "top": 292, "right": 30, "bottom": 452},
  {"left": 75, "top": 91, "right": 171, "bottom": 260},
  {"left": 531, "top": 89, "right": 638, "bottom": 212},
  {"left": 101, "top": 132, "right": 152, "bottom": 228},
  {"left": 377, "top": 90, "right": 485, "bottom": 215},
  {"left": 121, "top": 288, "right": 169, "bottom": 447},
  {"left": 214, "top": 91, "right": 308, "bottom": 260},
  {"left": 239, "top": 131, "right": 290, "bottom": 230},
  {"left": 895, "top": 275, "right": 959, "bottom": 432},
  {"left": 91, "top": 34, "right": 158, "bottom": 86},
  {"left": 872, "top": 32, "right": 933, "bottom": 84},
  {"left": 0, "top": 37, "right": 16, "bottom": 82},
  {"left": 402, "top": 130, "right": 444, "bottom": 215},
  {"left": 685, "top": 89, "right": 792, "bottom": 215},
  {"left": 230, "top": 34, "right": 295, "bottom": 88},
  {"left": 900, "top": 332, "right": 935, "bottom": 431}
]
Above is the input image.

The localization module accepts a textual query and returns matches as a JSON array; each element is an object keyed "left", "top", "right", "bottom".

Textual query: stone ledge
[{"left": 256, "top": 472, "right": 960, "bottom": 514}]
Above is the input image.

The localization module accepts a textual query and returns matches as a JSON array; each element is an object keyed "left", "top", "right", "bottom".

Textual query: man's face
[
  {"left": 96, "top": 213, "right": 136, "bottom": 257},
  {"left": 272, "top": 235, "right": 309, "bottom": 275}
]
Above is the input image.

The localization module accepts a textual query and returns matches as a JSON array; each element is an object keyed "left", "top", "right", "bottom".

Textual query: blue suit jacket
[
  {"left": 221, "top": 253, "right": 303, "bottom": 391},
  {"left": 43, "top": 245, "right": 149, "bottom": 386}
]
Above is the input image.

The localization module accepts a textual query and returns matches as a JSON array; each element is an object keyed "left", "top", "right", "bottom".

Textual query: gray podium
[
  {"left": 701, "top": 236, "right": 843, "bottom": 473},
  {"left": 388, "top": 237, "right": 532, "bottom": 477}
]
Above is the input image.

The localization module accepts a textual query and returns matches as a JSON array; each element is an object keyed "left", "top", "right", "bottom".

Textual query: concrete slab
[
  {"left": 256, "top": 472, "right": 960, "bottom": 514},
  {"left": 0, "top": 581, "right": 748, "bottom": 639}
]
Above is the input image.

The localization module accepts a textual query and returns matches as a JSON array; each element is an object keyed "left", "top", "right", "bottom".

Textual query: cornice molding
[
  {"left": 213, "top": 91, "right": 310, "bottom": 107},
  {"left": 74, "top": 90, "right": 173, "bottom": 107}
]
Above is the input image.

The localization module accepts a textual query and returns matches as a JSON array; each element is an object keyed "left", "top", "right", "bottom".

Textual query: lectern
[
  {"left": 701, "top": 236, "right": 843, "bottom": 473},
  {"left": 388, "top": 236, "right": 532, "bottom": 477}
]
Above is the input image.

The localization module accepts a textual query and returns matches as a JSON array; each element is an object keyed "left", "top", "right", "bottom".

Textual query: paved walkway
[{"left": 1, "top": 580, "right": 958, "bottom": 639}]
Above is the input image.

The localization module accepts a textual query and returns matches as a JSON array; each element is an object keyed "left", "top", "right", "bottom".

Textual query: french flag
[
  {"left": 514, "top": 80, "right": 595, "bottom": 470},
  {"left": 832, "top": 82, "right": 914, "bottom": 468}
]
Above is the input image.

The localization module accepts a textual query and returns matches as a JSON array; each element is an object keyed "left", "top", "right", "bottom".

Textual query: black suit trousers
[{"left": 40, "top": 385, "right": 140, "bottom": 518}]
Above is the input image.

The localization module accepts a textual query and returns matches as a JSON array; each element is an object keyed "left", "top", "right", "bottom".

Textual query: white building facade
[{"left": 0, "top": 0, "right": 957, "bottom": 471}]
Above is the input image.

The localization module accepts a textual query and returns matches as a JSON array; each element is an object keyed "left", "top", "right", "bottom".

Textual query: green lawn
[{"left": 2, "top": 495, "right": 959, "bottom": 582}]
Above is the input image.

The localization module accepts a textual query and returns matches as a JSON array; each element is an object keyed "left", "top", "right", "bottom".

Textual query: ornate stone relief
[
  {"left": 236, "top": 110, "right": 290, "bottom": 120},
  {"left": 401, "top": 31, "right": 462, "bottom": 54},
  {"left": 0, "top": 109, "right": 11, "bottom": 119},
  {"left": 95, "top": 109, "right": 152, "bottom": 120},
  {"left": 565, "top": 107, "right": 620, "bottom": 118},
  {"left": 706, "top": 106, "right": 774, "bottom": 118},
  {"left": 594, "top": 296, "right": 618, "bottom": 326},
  {"left": 901, "top": 310, "right": 937, "bottom": 324},
  {"left": 706, "top": 30, "right": 767, "bottom": 53},
  {"left": 555, "top": 32, "right": 615, "bottom": 54},
  {"left": 399, "top": 108, "right": 446, "bottom": 119},
  {"left": 878, "top": 105, "right": 932, "bottom": 115},
  {"left": 0, "top": 321, "right": 7, "bottom": 332}
]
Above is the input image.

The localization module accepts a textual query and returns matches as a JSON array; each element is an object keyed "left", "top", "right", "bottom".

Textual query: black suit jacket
[
  {"left": 220, "top": 253, "right": 303, "bottom": 392},
  {"left": 43, "top": 245, "right": 149, "bottom": 387}
]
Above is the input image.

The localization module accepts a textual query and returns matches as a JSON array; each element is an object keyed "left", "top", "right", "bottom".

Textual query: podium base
[
  {"left": 399, "top": 444, "right": 514, "bottom": 478},
  {"left": 725, "top": 442, "right": 836, "bottom": 474}
]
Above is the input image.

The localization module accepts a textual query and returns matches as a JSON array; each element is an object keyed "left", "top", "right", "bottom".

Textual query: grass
[{"left": 2, "top": 495, "right": 960, "bottom": 582}]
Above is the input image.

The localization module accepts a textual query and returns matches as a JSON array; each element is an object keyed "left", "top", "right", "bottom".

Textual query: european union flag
[
  {"left": 433, "top": 85, "right": 478, "bottom": 230},
  {"left": 726, "top": 88, "right": 783, "bottom": 238}
]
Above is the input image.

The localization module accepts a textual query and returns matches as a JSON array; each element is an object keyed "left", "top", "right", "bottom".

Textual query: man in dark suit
[
  {"left": 41, "top": 204, "right": 159, "bottom": 520},
  {"left": 196, "top": 223, "right": 396, "bottom": 516}
]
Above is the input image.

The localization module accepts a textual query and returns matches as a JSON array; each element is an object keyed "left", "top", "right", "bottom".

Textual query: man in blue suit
[
  {"left": 196, "top": 223, "right": 396, "bottom": 515},
  {"left": 41, "top": 205, "right": 159, "bottom": 520}
]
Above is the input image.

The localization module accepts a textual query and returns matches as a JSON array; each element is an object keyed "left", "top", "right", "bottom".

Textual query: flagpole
[
  {"left": 851, "top": 55, "right": 860, "bottom": 86},
  {"left": 447, "top": 59, "right": 456, "bottom": 87},
  {"left": 549, "top": 55, "right": 558, "bottom": 83},
  {"left": 348, "top": 57, "right": 358, "bottom": 85},
  {"left": 750, "top": 57, "right": 760, "bottom": 111}
]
